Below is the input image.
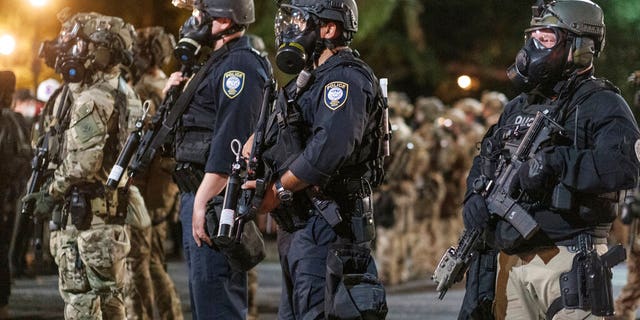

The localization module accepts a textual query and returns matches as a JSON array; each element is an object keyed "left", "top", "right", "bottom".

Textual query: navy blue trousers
[
  {"left": 277, "top": 214, "right": 377, "bottom": 320},
  {"left": 180, "top": 192, "right": 247, "bottom": 320}
]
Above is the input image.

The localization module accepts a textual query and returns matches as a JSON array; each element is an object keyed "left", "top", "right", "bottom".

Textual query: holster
[
  {"left": 556, "top": 239, "right": 625, "bottom": 318},
  {"left": 173, "top": 162, "right": 205, "bottom": 194},
  {"left": 68, "top": 186, "right": 92, "bottom": 231}
]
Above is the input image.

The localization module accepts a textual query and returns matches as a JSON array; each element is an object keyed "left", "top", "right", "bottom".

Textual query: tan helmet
[
  {"left": 61, "top": 11, "right": 135, "bottom": 68},
  {"left": 134, "top": 27, "right": 176, "bottom": 71}
]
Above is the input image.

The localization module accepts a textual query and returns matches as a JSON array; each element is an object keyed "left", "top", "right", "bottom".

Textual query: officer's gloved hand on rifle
[
  {"left": 510, "top": 148, "right": 561, "bottom": 199},
  {"left": 22, "top": 190, "right": 57, "bottom": 220},
  {"left": 463, "top": 193, "right": 490, "bottom": 229}
]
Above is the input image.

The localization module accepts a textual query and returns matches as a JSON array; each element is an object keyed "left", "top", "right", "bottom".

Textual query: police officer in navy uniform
[
  {"left": 244, "top": 0, "right": 388, "bottom": 319},
  {"left": 165, "top": 0, "right": 272, "bottom": 319},
  {"left": 461, "top": 1, "right": 640, "bottom": 319}
]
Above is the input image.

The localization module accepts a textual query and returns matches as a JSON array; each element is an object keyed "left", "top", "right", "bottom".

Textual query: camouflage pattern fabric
[
  {"left": 45, "top": 68, "right": 141, "bottom": 319},
  {"left": 50, "top": 225, "right": 130, "bottom": 319},
  {"left": 614, "top": 220, "right": 640, "bottom": 320},
  {"left": 131, "top": 70, "right": 183, "bottom": 320},
  {"left": 124, "top": 186, "right": 153, "bottom": 320}
]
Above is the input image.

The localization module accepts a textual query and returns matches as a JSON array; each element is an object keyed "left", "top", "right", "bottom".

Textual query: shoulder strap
[{"left": 556, "top": 77, "right": 618, "bottom": 124}]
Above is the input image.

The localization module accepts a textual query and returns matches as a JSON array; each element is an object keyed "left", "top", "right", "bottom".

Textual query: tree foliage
[{"left": 0, "top": 0, "right": 638, "bottom": 104}]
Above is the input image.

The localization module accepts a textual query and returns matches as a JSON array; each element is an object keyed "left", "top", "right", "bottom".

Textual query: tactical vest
[
  {"left": 264, "top": 51, "right": 387, "bottom": 192},
  {"left": 174, "top": 46, "right": 271, "bottom": 166},
  {"left": 483, "top": 78, "right": 620, "bottom": 252}
]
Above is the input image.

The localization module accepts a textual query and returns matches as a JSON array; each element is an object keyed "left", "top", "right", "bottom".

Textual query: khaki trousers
[{"left": 494, "top": 244, "right": 608, "bottom": 320}]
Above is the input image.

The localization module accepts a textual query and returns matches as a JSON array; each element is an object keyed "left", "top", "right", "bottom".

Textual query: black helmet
[
  {"left": 279, "top": 0, "right": 358, "bottom": 33},
  {"left": 192, "top": 0, "right": 255, "bottom": 25}
]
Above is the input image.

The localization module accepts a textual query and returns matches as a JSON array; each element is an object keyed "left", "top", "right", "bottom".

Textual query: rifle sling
[{"left": 150, "top": 46, "right": 229, "bottom": 151}]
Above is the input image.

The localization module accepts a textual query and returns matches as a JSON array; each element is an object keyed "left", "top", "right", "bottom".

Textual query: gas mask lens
[
  {"left": 275, "top": 6, "right": 309, "bottom": 39},
  {"left": 525, "top": 28, "right": 558, "bottom": 50}
]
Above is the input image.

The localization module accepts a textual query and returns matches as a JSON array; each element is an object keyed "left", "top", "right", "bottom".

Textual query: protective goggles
[
  {"left": 524, "top": 27, "right": 565, "bottom": 50},
  {"left": 275, "top": 5, "right": 312, "bottom": 37}
]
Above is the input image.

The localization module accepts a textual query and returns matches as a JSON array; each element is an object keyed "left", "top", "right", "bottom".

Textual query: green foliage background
[{"left": 1, "top": 0, "right": 638, "bottom": 105}]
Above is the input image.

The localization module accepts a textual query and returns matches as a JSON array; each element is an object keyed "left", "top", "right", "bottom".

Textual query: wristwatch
[{"left": 274, "top": 179, "right": 293, "bottom": 202}]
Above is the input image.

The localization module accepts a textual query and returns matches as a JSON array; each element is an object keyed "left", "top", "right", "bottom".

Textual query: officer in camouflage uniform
[
  {"left": 22, "top": 11, "right": 143, "bottom": 319},
  {"left": 614, "top": 71, "right": 640, "bottom": 320},
  {"left": 375, "top": 91, "right": 416, "bottom": 285},
  {"left": 0, "top": 70, "right": 31, "bottom": 319},
  {"left": 125, "top": 26, "right": 183, "bottom": 320},
  {"left": 410, "top": 96, "right": 448, "bottom": 276},
  {"left": 480, "top": 91, "right": 508, "bottom": 128}
]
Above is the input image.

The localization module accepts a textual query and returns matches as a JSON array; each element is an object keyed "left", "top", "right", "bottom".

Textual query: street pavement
[{"left": 5, "top": 253, "right": 638, "bottom": 319}]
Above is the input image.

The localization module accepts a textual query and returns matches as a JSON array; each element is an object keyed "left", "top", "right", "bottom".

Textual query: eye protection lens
[
  {"left": 275, "top": 5, "right": 309, "bottom": 37},
  {"left": 525, "top": 27, "right": 560, "bottom": 49}
]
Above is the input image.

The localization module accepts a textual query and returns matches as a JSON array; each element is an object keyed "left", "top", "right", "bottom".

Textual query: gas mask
[
  {"left": 507, "top": 27, "right": 571, "bottom": 93},
  {"left": 174, "top": 9, "right": 213, "bottom": 66},
  {"left": 54, "top": 38, "right": 90, "bottom": 83},
  {"left": 274, "top": 5, "right": 319, "bottom": 74}
]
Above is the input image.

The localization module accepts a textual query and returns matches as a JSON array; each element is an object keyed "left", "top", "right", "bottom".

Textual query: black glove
[
  {"left": 509, "top": 150, "right": 559, "bottom": 198},
  {"left": 463, "top": 194, "right": 490, "bottom": 229},
  {"left": 21, "top": 190, "right": 57, "bottom": 220}
]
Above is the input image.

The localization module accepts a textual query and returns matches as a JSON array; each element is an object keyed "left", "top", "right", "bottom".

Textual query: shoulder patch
[
  {"left": 223, "top": 70, "right": 245, "bottom": 99},
  {"left": 324, "top": 81, "right": 349, "bottom": 110},
  {"left": 635, "top": 139, "right": 640, "bottom": 163}
]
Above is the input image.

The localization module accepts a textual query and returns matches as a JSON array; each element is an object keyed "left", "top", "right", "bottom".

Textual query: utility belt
[
  {"left": 547, "top": 233, "right": 626, "bottom": 319},
  {"left": 271, "top": 178, "right": 377, "bottom": 244},
  {"left": 172, "top": 162, "right": 205, "bottom": 194},
  {"left": 50, "top": 182, "right": 127, "bottom": 231}
]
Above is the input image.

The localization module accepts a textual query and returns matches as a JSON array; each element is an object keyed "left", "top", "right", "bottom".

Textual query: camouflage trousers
[
  {"left": 124, "top": 225, "right": 153, "bottom": 320},
  {"left": 494, "top": 245, "right": 608, "bottom": 320},
  {"left": 124, "top": 204, "right": 182, "bottom": 319},
  {"left": 614, "top": 237, "right": 640, "bottom": 320},
  {"left": 149, "top": 217, "right": 183, "bottom": 320},
  {"left": 50, "top": 224, "right": 130, "bottom": 320}
]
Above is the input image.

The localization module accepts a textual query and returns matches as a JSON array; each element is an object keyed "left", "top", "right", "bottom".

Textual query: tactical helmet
[
  {"left": 196, "top": 0, "right": 255, "bottom": 25},
  {"left": 278, "top": 0, "right": 358, "bottom": 33},
  {"left": 530, "top": 0, "right": 605, "bottom": 57},
  {"left": 62, "top": 12, "right": 135, "bottom": 65},
  {"left": 135, "top": 27, "right": 176, "bottom": 69},
  {"left": 43, "top": 11, "right": 135, "bottom": 82}
]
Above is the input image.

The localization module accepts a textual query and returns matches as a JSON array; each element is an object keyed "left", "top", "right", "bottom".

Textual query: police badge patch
[
  {"left": 223, "top": 70, "right": 245, "bottom": 99},
  {"left": 324, "top": 81, "right": 349, "bottom": 110}
]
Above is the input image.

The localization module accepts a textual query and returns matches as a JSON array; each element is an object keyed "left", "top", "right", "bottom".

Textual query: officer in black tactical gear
[
  {"left": 461, "top": 1, "right": 640, "bottom": 319},
  {"left": 166, "top": 0, "right": 272, "bottom": 319},
  {"left": 243, "top": 0, "right": 388, "bottom": 318}
]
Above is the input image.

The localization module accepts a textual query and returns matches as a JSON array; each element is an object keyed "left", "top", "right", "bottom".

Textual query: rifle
[
  {"left": 432, "top": 111, "right": 565, "bottom": 299},
  {"left": 233, "top": 79, "right": 275, "bottom": 242},
  {"left": 432, "top": 227, "right": 481, "bottom": 299},
  {"left": 122, "top": 64, "right": 193, "bottom": 183},
  {"left": 21, "top": 85, "right": 71, "bottom": 260},
  {"left": 105, "top": 101, "right": 150, "bottom": 190},
  {"left": 481, "top": 111, "right": 565, "bottom": 239}
]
